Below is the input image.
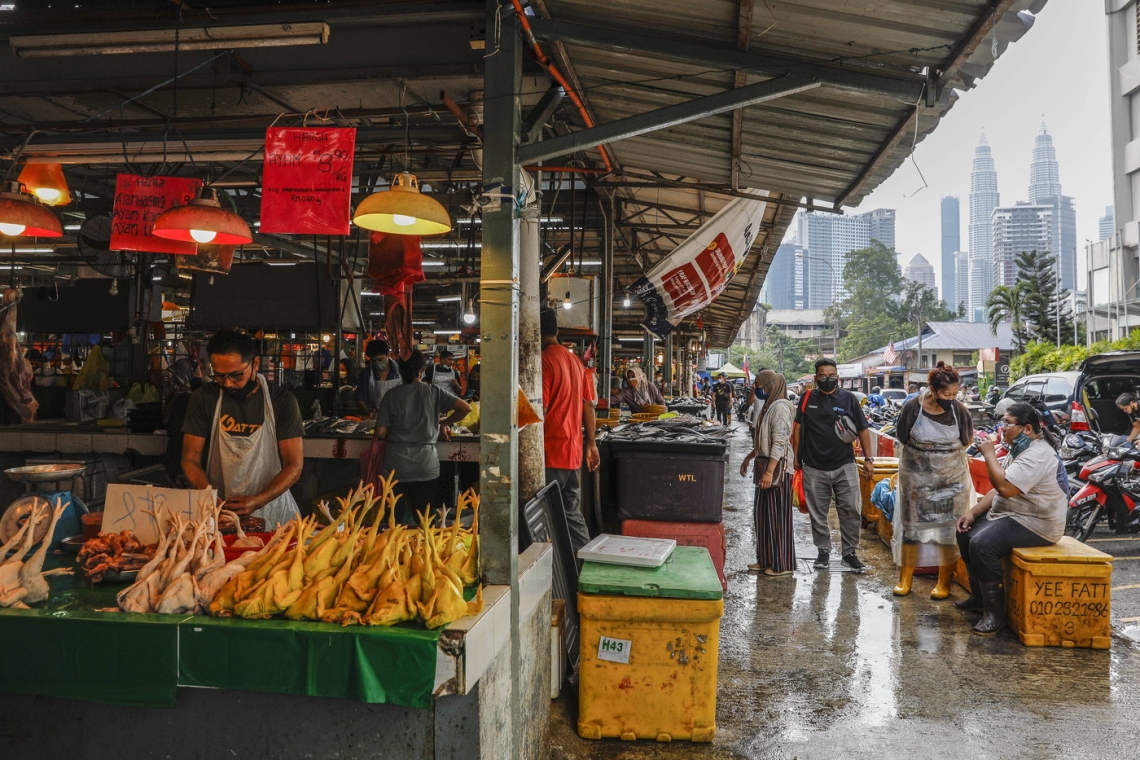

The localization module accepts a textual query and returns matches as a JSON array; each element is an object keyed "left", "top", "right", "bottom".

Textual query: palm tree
[{"left": 986, "top": 283, "right": 1032, "bottom": 350}]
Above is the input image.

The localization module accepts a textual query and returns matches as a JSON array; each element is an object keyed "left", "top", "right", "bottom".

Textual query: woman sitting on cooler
[{"left": 955, "top": 401, "right": 1068, "bottom": 636}]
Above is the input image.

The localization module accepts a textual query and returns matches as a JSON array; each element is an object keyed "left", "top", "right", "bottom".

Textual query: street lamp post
[{"left": 796, "top": 252, "right": 839, "bottom": 357}]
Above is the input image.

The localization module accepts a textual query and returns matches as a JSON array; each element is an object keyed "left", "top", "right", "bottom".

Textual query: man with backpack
[{"left": 792, "top": 358, "right": 875, "bottom": 572}]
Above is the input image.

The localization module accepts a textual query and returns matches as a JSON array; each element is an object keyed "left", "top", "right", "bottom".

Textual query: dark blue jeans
[{"left": 956, "top": 515, "right": 1052, "bottom": 582}]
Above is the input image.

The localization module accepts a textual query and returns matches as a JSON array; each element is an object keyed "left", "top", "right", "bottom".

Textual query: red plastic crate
[{"left": 621, "top": 519, "right": 727, "bottom": 590}]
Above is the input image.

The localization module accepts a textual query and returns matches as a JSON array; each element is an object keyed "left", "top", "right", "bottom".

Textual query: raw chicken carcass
[
  {"left": 19, "top": 499, "right": 72, "bottom": 604},
  {"left": 0, "top": 288, "right": 37, "bottom": 422}
]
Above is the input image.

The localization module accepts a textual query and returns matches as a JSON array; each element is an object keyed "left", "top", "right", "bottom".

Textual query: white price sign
[{"left": 597, "top": 635, "right": 632, "bottom": 664}]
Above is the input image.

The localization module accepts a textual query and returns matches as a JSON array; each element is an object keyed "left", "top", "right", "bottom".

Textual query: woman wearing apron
[
  {"left": 181, "top": 330, "right": 304, "bottom": 529},
  {"left": 892, "top": 362, "right": 973, "bottom": 598}
]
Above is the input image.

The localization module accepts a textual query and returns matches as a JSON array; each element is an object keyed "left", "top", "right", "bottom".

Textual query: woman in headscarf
[
  {"left": 609, "top": 365, "right": 666, "bottom": 412},
  {"left": 739, "top": 369, "right": 796, "bottom": 575}
]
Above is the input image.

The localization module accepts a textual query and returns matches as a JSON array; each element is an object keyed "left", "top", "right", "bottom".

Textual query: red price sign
[
  {"left": 110, "top": 174, "right": 202, "bottom": 255},
  {"left": 259, "top": 127, "right": 356, "bottom": 235}
]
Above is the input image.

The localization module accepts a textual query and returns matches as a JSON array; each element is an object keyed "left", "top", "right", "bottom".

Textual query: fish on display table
[{"left": 0, "top": 287, "right": 37, "bottom": 422}]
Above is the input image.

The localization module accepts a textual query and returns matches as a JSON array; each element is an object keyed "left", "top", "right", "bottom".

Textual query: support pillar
[
  {"left": 598, "top": 196, "right": 614, "bottom": 405},
  {"left": 663, "top": 332, "right": 673, "bottom": 396},
  {"left": 479, "top": 2, "right": 524, "bottom": 756},
  {"left": 518, "top": 203, "right": 545, "bottom": 502}
]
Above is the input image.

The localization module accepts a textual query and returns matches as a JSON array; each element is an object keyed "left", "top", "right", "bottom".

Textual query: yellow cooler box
[
  {"left": 1006, "top": 537, "right": 1113, "bottom": 649},
  {"left": 577, "top": 546, "right": 723, "bottom": 742}
]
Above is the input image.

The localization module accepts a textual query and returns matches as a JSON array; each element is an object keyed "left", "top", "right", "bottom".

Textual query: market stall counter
[{"left": 0, "top": 544, "right": 552, "bottom": 759}]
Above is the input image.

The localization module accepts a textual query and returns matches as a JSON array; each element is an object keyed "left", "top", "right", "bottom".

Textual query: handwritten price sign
[
  {"left": 259, "top": 127, "right": 356, "bottom": 235},
  {"left": 110, "top": 174, "right": 202, "bottom": 255},
  {"left": 102, "top": 485, "right": 216, "bottom": 544}
]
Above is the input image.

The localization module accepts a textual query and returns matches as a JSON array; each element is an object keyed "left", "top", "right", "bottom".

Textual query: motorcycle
[{"left": 1066, "top": 441, "right": 1140, "bottom": 541}]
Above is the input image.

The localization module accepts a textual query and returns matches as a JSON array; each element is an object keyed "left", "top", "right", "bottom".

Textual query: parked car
[
  {"left": 994, "top": 371, "right": 1080, "bottom": 421},
  {"left": 880, "top": 388, "right": 908, "bottom": 407},
  {"left": 1071, "top": 351, "right": 1140, "bottom": 435}
]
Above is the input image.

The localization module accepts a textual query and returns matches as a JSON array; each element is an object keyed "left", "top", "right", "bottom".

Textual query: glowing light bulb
[
  {"left": 34, "top": 188, "right": 61, "bottom": 203},
  {"left": 392, "top": 214, "right": 417, "bottom": 227},
  {"left": 189, "top": 228, "right": 217, "bottom": 243},
  {"left": 623, "top": 295, "right": 631, "bottom": 308},
  {"left": 463, "top": 312, "right": 476, "bottom": 325},
  {"left": 563, "top": 291, "right": 572, "bottom": 310},
  {"left": 0, "top": 222, "right": 27, "bottom": 236}
]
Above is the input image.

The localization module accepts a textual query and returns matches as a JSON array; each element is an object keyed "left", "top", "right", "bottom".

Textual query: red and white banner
[
  {"left": 260, "top": 127, "right": 356, "bottom": 235},
  {"left": 111, "top": 174, "right": 202, "bottom": 255},
  {"left": 632, "top": 196, "right": 767, "bottom": 337}
]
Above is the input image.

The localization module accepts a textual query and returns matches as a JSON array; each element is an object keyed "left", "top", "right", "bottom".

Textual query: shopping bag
[
  {"left": 361, "top": 438, "right": 387, "bottom": 489},
  {"left": 792, "top": 469, "right": 808, "bottom": 514}
]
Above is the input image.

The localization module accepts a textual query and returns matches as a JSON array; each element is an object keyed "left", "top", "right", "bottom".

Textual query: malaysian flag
[{"left": 883, "top": 340, "right": 899, "bottom": 365}]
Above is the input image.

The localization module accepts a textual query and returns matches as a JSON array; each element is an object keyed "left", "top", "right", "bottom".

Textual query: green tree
[
  {"left": 835, "top": 241, "right": 903, "bottom": 326},
  {"left": 1015, "top": 250, "right": 1073, "bottom": 345},
  {"left": 839, "top": 313, "right": 899, "bottom": 361},
  {"left": 986, "top": 283, "right": 1032, "bottom": 351}
]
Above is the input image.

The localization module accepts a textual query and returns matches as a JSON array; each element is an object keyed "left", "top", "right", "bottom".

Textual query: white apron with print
[{"left": 206, "top": 374, "right": 300, "bottom": 529}]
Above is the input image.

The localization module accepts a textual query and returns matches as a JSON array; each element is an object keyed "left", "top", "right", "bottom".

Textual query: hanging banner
[
  {"left": 259, "top": 127, "right": 356, "bottom": 235},
  {"left": 632, "top": 196, "right": 767, "bottom": 337},
  {"left": 110, "top": 174, "right": 202, "bottom": 255}
]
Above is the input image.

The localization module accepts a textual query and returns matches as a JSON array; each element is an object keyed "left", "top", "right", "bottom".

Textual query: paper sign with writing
[
  {"left": 597, "top": 635, "right": 632, "bottom": 664},
  {"left": 110, "top": 174, "right": 202, "bottom": 255},
  {"left": 102, "top": 485, "right": 216, "bottom": 544},
  {"left": 260, "top": 127, "right": 356, "bottom": 235}
]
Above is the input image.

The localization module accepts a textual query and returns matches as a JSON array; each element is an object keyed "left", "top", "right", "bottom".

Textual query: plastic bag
[
  {"left": 792, "top": 470, "right": 807, "bottom": 514},
  {"left": 360, "top": 438, "right": 387, "bottom": 489},
  {"left": 72, "top": 345, "right": 109, "bottom": 390}
]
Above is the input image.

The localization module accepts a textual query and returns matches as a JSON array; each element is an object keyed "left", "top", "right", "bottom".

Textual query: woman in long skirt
[{"left": 740, "top": 370, "right": 796, "bottom": 576}]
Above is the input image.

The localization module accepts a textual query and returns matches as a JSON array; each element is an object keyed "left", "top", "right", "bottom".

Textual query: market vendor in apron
[
  {"left": 181, "top": 329, "right": 303, "bottom": 528},
  {"left": 355, "top": 339, "right": 403, "bottom": 416},
  {"left": 892, "top": 361, "right": 973, "bottom": 599}
]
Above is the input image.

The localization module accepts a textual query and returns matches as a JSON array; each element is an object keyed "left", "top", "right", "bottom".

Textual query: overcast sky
[{"left": 824, "top": 1, "right": 1112, "bottom": 295}]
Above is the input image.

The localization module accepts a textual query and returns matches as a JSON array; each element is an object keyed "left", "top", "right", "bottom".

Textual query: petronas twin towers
[{"left": 960, "top": 124, "right": 1076, "bottom": 322}]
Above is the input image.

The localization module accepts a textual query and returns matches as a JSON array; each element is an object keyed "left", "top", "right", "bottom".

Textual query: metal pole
[
  {"left": 599, "top": 195, "right": 614, "bottom": 407},
  {"left": 481, "top": 2, "right": 521, "bottom": 753},
  {"left": 663, "top": 332, "right": 673, "bottom": 396}
]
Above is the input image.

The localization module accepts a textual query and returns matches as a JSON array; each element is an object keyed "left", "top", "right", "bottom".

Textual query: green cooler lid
[{"left": 578, "top": 545, "right": 723, "bottom": 600}]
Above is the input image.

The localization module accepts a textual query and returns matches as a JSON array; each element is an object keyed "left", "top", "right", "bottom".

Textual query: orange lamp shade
[
  {"left": 0, "top": 181, "right": 63, "bottom": 238},
  {"left": 17, "top": 163, "right": 71, "bottom": 206},
  {"left": 151, "top": 187, "right": 252, "bottom": 247},
  {"left": 353, "top": 173, "right": 451, "bottom": 236}
]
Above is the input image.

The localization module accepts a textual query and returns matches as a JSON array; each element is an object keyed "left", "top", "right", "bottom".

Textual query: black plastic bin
[{"left": 610, "top": 439, "right": 728, "bottom": 522}]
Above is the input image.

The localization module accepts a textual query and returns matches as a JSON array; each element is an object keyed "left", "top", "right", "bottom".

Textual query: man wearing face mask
[
  {"left": 181, "top": 329, "right": 303, "bottom": 526},
  {"left": 791, "top": 357, "right": 875, "bottom": 572},
  {"left": 356, "top": 339, "right": 403, "bottom": 416}
]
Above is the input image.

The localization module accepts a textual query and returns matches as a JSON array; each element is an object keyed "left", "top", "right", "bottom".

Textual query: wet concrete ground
[{"left": 544, "top": 431, "right": 1140, "bottom": 759}]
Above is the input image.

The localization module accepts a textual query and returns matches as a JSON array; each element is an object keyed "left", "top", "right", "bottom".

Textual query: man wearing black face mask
[
  {"left": 181, "top": 329, "right": 304, "bottom": 526},
  {"left": 791, "top": 357, "right": 874, "bottom": 572},
  {"left": 356, "top": 339, "right": 402, "bottom": 416}
]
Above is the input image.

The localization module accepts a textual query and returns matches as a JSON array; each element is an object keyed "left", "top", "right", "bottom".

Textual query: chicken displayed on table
[
  {"left": 0, "top": 498, "right": 73, "bottom": 608},
  {"left": 0, "top": 287, "right": 38, "bottom": 422},
  {"left": 78, "top": 530, "right": 156, "bottom": 583}
]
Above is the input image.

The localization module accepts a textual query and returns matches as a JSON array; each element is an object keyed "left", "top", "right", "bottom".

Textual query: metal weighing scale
[{"left": 0, "top": 463, "right": 89, "bottom": 552}]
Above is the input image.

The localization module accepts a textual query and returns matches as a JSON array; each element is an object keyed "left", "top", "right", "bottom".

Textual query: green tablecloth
[{"left": 0, "top": 555, "right": 442, "bottom": 709}]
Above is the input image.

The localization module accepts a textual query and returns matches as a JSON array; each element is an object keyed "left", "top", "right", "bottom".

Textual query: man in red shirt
[{"left": 541, "top": 308, "right": 601, "bottom": 552}]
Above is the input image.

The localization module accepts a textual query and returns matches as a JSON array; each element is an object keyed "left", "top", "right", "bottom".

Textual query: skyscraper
[
  {"left": 1026, "top": 123, "right": 1077, "bottom": 291},
  {"left": 797, "top": 208, "right": 896, "bottom": 308},
  {"left": 1028, "top": 121, "right": 1063, "bottom": 203},
  {"left": 991, "top": 203, "right": 1053, "bottom": 288},
  {"left": 1100, "top": 205, "right": 1115, "bottom": 241},
  {"left": 941, "top": 196, "right": 961, "bottom": 309},
  {"left": 904, "top": 253, "right": 936, "bottom": 292},
  {"left": 760, "top": 242, "right": 808, "bottom": 310},
  {"left": 954, "top": 251, "right": 970, "bottom": 317},
  {"left": 968, "top": 132, "right": 1000, "bottom": 321}
]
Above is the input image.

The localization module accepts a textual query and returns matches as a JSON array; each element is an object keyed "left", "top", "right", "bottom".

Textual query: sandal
[
  {"left": 747, "top": 564, "right": 766, "bottom": 574},
  {"left": 764, "top": 569, "right": 794, "bottom": 577}
]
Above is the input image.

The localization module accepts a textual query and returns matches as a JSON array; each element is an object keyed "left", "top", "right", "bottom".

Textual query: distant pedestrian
[
  {"left": 792, "top": 358, "right": 875, "bottom": 572},
  {"left": 740, "top": 370, "right": 795, "bottom": 576},
  {"left": 713, "top": 372, "right": 733, "bottom": 425}
]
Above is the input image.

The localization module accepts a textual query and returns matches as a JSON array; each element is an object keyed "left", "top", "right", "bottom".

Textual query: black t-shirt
[
  {"left": 182, "top": 381, "right": 304, "bottom": 467},
  {"left": 713, "top": 381, "right": 733, "bottom": 409},
  {"left": 1129, "top": 407, "right": 1140, "bottom": 425},
  {"left": 794, "top": 389, "right": 868, "bottom": 470}
]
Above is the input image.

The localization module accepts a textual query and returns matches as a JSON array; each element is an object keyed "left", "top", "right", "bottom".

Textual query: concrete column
[
  {"left": 663, "top": 332, "right": 673, "bottom": 396},
  {"left": 598, "top": 196, "right": 614, "bottom": 406},
  {"left": 479, "top": 1, "right": 522, "bottom": 755},
  {"left": 518, "top": 203, "right": 545, "bottom": 502}
]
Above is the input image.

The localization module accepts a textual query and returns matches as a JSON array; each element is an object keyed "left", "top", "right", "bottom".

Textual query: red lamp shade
[
  {"left": 151, "top": 187, "right": 252, "bottom": 246},
  {"left": 0, "top": 181, "right": 63, "bottom": 238},
  {"left": 17, "top": 163, "right": 71, "bottom": 206}
]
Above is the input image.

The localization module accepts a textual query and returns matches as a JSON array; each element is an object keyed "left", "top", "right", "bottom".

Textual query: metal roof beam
[
  {"left": 518, "top": 76, "right": 820, "bottom": 164},
  {"left": 521, "top": 83, "right": 565, "bottom": 144},
  {"left": 528, "top": 18, "right": 927, "bottom": 101}
]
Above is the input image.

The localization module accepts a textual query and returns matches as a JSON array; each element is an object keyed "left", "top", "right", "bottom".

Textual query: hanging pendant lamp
[
  {"left": 0, "top": 181, "right": 63, "bottom": 237},
  {"left": 151, "top": 186, "right": 253, "bottom": 246},
  {"left": 16, "top": 163, "right": 71, "bottom": 206},
  {"left": 352, "top": 172, "right": 452, "bottom": 236}
]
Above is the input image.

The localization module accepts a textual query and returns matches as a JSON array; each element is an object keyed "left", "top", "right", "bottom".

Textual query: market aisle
[{"left": 544, "top": 431, "right": 1140, "bottom": 759}]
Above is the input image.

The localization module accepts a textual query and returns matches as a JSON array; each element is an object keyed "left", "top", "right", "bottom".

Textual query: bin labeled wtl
[{"left": 577, "top": 546, "right": 723, "bottom": 742}]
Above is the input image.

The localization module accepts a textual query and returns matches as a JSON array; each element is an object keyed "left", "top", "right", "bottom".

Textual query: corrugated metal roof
[{"left": 894, "top": 321, "right": 1016, "bottom": 352}]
